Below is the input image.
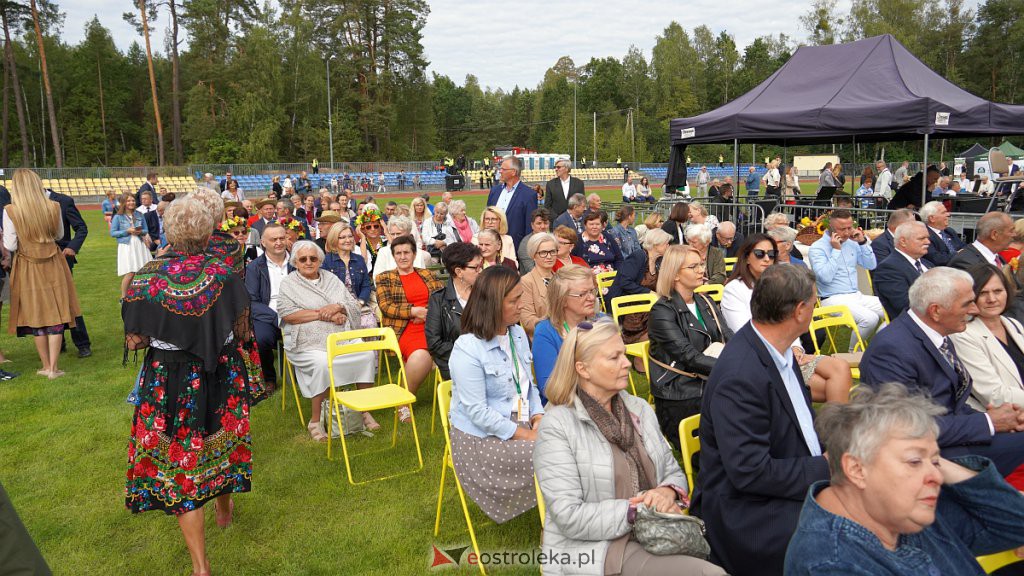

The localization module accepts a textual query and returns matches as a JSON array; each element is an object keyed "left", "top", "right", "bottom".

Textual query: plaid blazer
[{"left": 376, "top": 268, "right": 444, "bottom": 339}]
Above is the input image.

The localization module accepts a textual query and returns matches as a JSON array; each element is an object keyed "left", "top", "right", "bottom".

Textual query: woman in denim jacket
[
  {"left": 110, "top": 193, "right": 151, "bottom": 297},
  {"left": 785, "top": 383, "right": 1024, "bottom": 575},
  {"left": 448, "top": 265, "right": 543, "bottom": 524}
]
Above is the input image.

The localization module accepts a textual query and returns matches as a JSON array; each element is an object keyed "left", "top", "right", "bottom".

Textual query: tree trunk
[
  {"left": 2, "top": 10, "right": 30, "bottom": 166},
  {"left": 1, "top": 45, "right": 8, "bottom": 167},
  {"left": 29, "top": 0, "right": 59, "bottom": 166},
  {"left": 169, "top": 0, "right": 182, "bottom": 163},
  {"left": 139, "top": 0, "right": 165, "bottom": 165},
  {"left": 97, "top": 57, "right": 107, "bottom": 165}
]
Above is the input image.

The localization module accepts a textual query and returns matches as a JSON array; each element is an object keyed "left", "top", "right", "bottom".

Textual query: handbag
[
  {"left": 632, "top": 503, "right": 711, "bottom": 559},
  {"left": 320, "top": 396, "right": 370, "bottom": 438}
]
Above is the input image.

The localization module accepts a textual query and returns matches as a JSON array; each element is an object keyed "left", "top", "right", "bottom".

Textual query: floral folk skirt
[{"left": 125, "top": 346, "right": 253, "bottom": 516}]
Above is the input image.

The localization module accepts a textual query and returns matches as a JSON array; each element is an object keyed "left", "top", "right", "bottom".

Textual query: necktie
[
  {"left": 939, "top": 337, "right": 972, "bottom": 402},
  {"left": 914, "top": 260, "right": 925, "bottom": 275},
  {"left": 996, "top": 254, "right": 1006, "bottom": 266},
  {"left": 941, "top": 231, "right": 956, "bottom": 253}
]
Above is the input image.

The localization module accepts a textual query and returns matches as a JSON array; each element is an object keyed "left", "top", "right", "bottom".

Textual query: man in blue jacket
[
  {"left": 244, "top": 223, "right": 292, "bottom": 385},
  {"left": 861, "top": 267, "right": 1024, "bottom": 478},
  {"left": 693, "top": 264, "right": 830, "bottom": 576},
  {"left": 49, "top": 188, "right": 91, "bottom": 357},
  {"left": 487, "top": 155, "right": 537, "bottom": 252}
]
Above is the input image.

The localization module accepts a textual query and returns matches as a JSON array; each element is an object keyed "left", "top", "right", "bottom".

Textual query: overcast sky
[{"left": 67, "top": 0, "right": 853, "bottom": 90}]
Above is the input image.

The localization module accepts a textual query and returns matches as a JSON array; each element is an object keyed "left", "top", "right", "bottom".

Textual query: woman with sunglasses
[
  {"left": 648, "top": 244, "right": 732, "bottom": 448},
  {"left": 448, "top": 266, "right": 543, "bottom": 524},
  {"left": 721, "top": 234, "right": 851, "bottom": 404},
  {"left": 278, "top": 240, "right": 377, "bottom": 441},
  {"left": 355, "top": 208, "right": 387, "bottom": 271},
  {"left": 552, "top": 225, "right": 587, "bottom": 271},
  {"left": 532, "top": 265, "right": 604, "bottom": 402},
  {"left": 219, "top": 215, "right": 259, "bottom": 269},
  {"left": 425, "top": 242, "right": 483, "bottom": 380},
  {"left": 519, "top": 232, "right": 559, "bottom": 339}
]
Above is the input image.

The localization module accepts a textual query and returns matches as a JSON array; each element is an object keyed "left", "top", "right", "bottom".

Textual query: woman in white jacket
[{"left": 533, "top": 320, "right": 726, "bottom": 576}]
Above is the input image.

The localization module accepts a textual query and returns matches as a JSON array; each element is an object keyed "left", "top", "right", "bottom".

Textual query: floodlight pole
[
  {"left": 326, "top": 56, "right": 335, "bottom": 167},
  {"left": 573, "top": 80, "right": 577, "bottom": 167}
]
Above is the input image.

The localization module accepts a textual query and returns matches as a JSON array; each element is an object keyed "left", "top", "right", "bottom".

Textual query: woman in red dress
[{"left": 376, "top": 234, "right": 444, "bottom": 421}]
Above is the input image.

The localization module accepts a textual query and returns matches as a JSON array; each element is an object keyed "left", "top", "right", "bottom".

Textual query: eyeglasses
[
  {"left": 683, "top": 262, "right": 707, "bottom": 272},
  {"left": 536, "top": 249, "right": 557, "bottom": 258},
  {"left": 567, "top": 290, "right": 599, "bottom": 301},
  {"left": 752, "top": 249, "right": 778, "bottom": 260},
  {"left": 558, "top": 240, "right": 574, "bottom": 246},
  {"left": 463, "top": 262, "right": 484, "bottom": 272},
  {"left": 364, "top": 223, "right": 382, "bottom": 230},
  {"left": 296, "top": 256, "right": 320, "bottom": 264}
]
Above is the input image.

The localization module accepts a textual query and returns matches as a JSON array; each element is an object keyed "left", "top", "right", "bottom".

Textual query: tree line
[{"left": 0, "top": 0, "right": 1020, "bottom": 168}]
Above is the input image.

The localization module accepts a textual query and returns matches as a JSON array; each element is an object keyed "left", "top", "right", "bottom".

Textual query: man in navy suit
[
  {"left": 487, "top": 155, "right": 537, "bottom": 251},
  {"left": 948, "top": 211, "right": 1014, "bottom": 271},
  {"left": 873, "top": 221, "right": 931, "bottom": 319},
  {"left": 861, "top": 267, "right": 1024, "bottom": 478},
  {"left": 551, "top": 193, "right": 585, "bottom": 235},
  {"left": 244, "top": 223, "right": 293, "bottom": 385},
  {"left": 871, "top": 208, "right": 915, "bottom": 263},
  {"left": 693, "top": 264, "right": 830, "bottom": 576},
  {"left": 47, "top": 188, "right": 91, "bottom": 357},
  {"left": 920, "top": 200, "right": 965, "bottom": 267}
]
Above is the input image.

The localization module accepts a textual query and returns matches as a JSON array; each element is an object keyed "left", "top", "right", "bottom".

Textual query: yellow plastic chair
[
  {"left": 595, "top": 271, "right": 617, "bottom": 312},
  {"left": 694, "top": 283, "right": 725, "bottom": 302},
  {"left": 433, "top": 380, "right": 486, "bottom": 575},
  {"left": 278, "top": 346, "right": 305, "bottom": 427},
  {"left": 723, "top": 257, "right": 738, "bottom": 273},
  {"left": 977, "top": 549, "right": 1024, "bottom": 573},
  {"left": 610, "top": 293, "right": 659, "bottom": 397},
  {"left": 535, "top": 475, "right": 545, "bottom": 528},
  {"left": 326, "top": 328, "right": 424, "bottom": 485},
  {"left": 431, "top": 365, "right": 442, "bottom": 435},
  {"left": 809, "top": 305, "right": 867, "bottom": 379},
  {"left": 678, "top": 414, "right": 701, "bottom": 495}
]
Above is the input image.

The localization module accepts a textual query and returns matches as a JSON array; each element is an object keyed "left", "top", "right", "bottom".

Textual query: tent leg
[
  {"left": 733, "top": 139, "right": 739, "bottom": 192},
  {"left": 851, "top": 135, "right": 856, "bottom": 194},
  {"left": 922, "top": 134, "right": 930, "bottom": 208}
]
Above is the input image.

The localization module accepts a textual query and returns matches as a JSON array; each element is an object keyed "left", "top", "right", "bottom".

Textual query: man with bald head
[
  {"left": 711, "top": 220, "right": 743, "bottom": 258},
  {"left": 872, "top": 208, "right": 916, "bottom": 263},
  {"left": 949, "top": 211, "right": 1015, "bottom": 270}
]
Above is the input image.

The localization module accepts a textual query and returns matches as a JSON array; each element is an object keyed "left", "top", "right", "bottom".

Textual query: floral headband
[
  {"left": 355, "top": 209, "right": 383, "bottom": 228},
  {"left": 278, "top": 217, "right": 306, "bottom": 238},
  {"left": 219, "top": 215, "right": 248, "bottom": 232}
]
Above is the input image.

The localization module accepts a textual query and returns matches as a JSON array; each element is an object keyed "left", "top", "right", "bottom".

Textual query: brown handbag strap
[
  {"left": 697, "top": 292, "right": 724, "bottom": 339},
  {"left": 648, "top": 355, "right": 706, "bottom": 381}
]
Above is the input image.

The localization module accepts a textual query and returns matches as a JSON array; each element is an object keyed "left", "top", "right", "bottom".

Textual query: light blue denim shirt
[
  {"left": 808, "top": 231, "right": 877, "bottom": 298},
  {"left": 110, "top": 212, "right": 149, "bottom": 245},
  {"left": 448, "top": 324, "right": 544, "bottom": 440}
]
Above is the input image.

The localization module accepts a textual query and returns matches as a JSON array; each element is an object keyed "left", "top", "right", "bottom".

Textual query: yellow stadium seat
[
  {"left": 678, "top": 414, "right": 701, "bottom": 494},
  {"left": 595, "top": 271, "right": 617, "bottom": 312},
  {"left": 610, "top": 293, "right": 659, "bottom": 398},
  {"left": 694, "top": 283, "right": 725, "bottom": 302},
  {"left": 809, "top": 305, "right": 866, "bottom": 379}
]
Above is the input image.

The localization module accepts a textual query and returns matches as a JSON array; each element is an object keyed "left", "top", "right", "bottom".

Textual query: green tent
[{"left": 997, "top": 140, "right": 1024, "bottom": 158}]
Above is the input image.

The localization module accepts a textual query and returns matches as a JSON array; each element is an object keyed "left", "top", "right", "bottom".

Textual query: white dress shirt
[
  {"left": 751, "top": 324, "right": 822, "bottom": 456},
  {"left": 496, "top": 181, "right": 517, "bottom": 213},
  {"left": 266, "top": 254, "right": 290, "bottom": 313},
  {"left": 971, "top": 240, "right": 1000, "bottom": 266}
]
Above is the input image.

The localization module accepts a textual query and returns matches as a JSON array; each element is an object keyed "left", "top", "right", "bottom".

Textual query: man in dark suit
[
  {"left": 873, "top": 221, "right": 930, "bottom": 319},
  {"left": 551, "top": 193, "right": 585, "bottom": 235},
  {"left": 135, "top": 172, "right": 157, "bottom": 205},
  {"left": 244, "top": 223, "right": 293, "bottom": 385},
  {"left": 888, "top": 165, "right": 941, "bottom": 210},
  {"left": 920, "top": 200, "right": 965, "bottom": 267},
  {"left": 948, "top": 211, "right": 1014, "bottom": 271},
  {"left": 861, "top": 267, "right": 1024, "bottom": 478},
  {"left": 872, "top": 208, "right": 916, "bottom": 263},
  {"left": 693, "top": 265, "right": 830, "bottom": 576},
  {"left": 487, "top": 155, "right": 537, "bottom": 251},
  {"left": 543, "top": 159, "right": 584, "bottom": 218},
  {"left": 47, "top": 189, "right": 91, "bottom": 357}
]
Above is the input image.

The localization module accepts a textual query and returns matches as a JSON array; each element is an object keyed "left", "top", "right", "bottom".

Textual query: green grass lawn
[{"left": 0, "top": 188, "right": 656, "bottom": 575}]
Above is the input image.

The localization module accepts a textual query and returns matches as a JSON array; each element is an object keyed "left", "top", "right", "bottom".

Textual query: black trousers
[
  {"left": 65, "top": 258, "right": 90, "bottom": 350},
  {"left": 654, "top": 396, "right": 702, "bottom": 450}
]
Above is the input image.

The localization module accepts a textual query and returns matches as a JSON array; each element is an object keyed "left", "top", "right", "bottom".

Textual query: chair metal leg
[
  {"left": 454, "top": 474, "right": 486, "bottom": 575},
  {"left": 433, "top": 448, "right": 449, "bottom": 536}
]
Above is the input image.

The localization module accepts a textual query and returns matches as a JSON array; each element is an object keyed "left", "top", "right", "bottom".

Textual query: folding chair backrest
[
  {"left": 694, "top": 283, "right": 725, "bottom": 302},
  {"left": 723, "top": 257, "right": 738, "bottom": 273},
  {"left": 610, "top": 293, "right": 659, "bottom": 324},
  {"left": 810, "top": 305, "right": 866, "bottom": 354},
  {"left": 678, "top": 414, "right": 701, "bottom": 495},
  {"left": 595, "top": 271, "right": 618, "bottom": 311},
  {"left": 535, "top": 476, "right": 545, "bottom": 527},
  {"left": 437, "top": 380, "right": 454, "bottom": 440},
  {"left": 327, "top": 327, "right": 407, "bottom": 388}
]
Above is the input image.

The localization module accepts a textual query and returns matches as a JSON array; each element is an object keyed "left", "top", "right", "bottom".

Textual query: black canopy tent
[
  {"left": 958, "top": 143, "right": 989, "bottom": 159},
  {"left": 666, "top": 34, "right": 1024, "bottom": 207}
]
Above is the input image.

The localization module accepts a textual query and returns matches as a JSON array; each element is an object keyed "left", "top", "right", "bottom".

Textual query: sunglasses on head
[{"left": 752, "top": 249, "right": 778, "bottom": 260}]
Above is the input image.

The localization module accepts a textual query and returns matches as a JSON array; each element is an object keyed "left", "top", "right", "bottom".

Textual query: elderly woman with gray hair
[
  {"left": 277, "top": 240, "right": 377, "bottom": 441},
  {"left": 786, "top": 383, "right": 1024, "bottom": 574},
  {"left": 684, "top": 223, "right": 726, "bottom": 284},
  {"left": 448, "top": 199, "right": 480, "bottom": 244},
  {"left": 766, "top": 226, "right": 808, "bottom": 267},
  {"left": 372, "top": 214, "right": 430, "bottom": 277}
]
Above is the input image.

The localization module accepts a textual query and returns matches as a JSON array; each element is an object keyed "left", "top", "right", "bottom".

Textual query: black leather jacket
[
  {"left": 425, "top": 281, "right": 463, "bottom": 379},
  {"left": 648, "top": 290, "right": 732, "bottom": 401}
]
